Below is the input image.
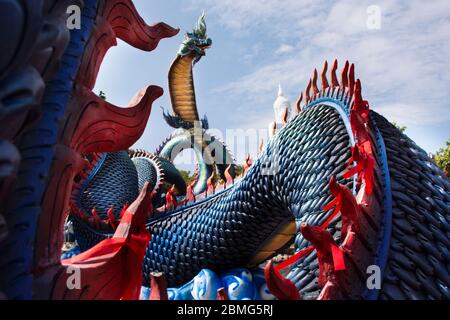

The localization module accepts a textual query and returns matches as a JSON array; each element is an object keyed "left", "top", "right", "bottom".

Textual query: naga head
[{"left": 178, "top": 11, "right": 212, "bottom": 64}]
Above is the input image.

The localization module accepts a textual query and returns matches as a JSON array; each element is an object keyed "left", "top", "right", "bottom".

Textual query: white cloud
[
  {"left": 192, "top": 0, "right": 450, "bottom": 128},
  {"left": 275, "top": 44, "right": 295, "bottom": 55},
  {"left": 376, "top": 102, "right": 450, "bottom": 126}
]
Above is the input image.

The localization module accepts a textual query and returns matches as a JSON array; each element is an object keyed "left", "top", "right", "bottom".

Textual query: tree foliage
[
  {"left": 179, "top": 170, "right": 196, "bottom": 185},
  {"left": 234, "top": 165, "right": 244, "bottom": 177},
  {"left": 391, "top": 121, "right": 407, "bottom": 133},
  {"left": 432, "top": 139, "right": 450, "bottom": 176}
]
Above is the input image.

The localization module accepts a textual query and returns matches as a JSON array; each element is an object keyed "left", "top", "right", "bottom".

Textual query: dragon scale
[{"left": 143, "top": 104, "right": 354, "bottom": 288}]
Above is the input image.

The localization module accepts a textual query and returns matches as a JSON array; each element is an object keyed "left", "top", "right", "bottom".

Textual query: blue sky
[{"left": 94, "top": 0, "right": 450, "bottom": 168}]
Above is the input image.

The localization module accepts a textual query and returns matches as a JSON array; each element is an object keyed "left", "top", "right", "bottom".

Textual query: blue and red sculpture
[{"left": 0, "top": 0, "right": 448, "bottom": 301}]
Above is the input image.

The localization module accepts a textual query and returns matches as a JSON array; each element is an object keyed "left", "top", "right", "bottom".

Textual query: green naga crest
[{"left": 177, "top": 11, "right": 212, "bottom": 64}]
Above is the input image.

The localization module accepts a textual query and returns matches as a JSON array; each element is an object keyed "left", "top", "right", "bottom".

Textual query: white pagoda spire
[
  {"left": 273, "top": 83, "right": 291, "bottom": 123},
  {"left": 269, "top": 83, "right": 291, "bottom": 139}
]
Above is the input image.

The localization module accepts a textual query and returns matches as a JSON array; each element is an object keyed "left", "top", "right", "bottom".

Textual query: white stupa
[{"left": 269, "top": 84, "right": 291, "bottom": 138}]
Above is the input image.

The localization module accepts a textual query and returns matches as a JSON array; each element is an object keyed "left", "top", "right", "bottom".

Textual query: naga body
[
  {"left": 64, "top": 12, "right": 450, "bottom": 298},
  {"left": 0, "top": 1, "right": 448, "bottom": 300}
]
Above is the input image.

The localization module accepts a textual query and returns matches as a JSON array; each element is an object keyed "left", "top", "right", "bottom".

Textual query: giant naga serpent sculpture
[{"left": 0, "top": 0, "right": 448, "bottom": 300}]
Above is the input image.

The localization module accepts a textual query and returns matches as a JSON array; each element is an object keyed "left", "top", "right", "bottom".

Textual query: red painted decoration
[
  {"left": 224, "top": 165, "right": 234, "bottom": 186},
  {"left": 55, "top": 182, "right": 153, "bottom": 300},
  {"left": 300, "top": 224, "right": 345, "bottom": 288},
  {"left": 186, "top": 181, "right": 196, "bottom": 203},
  {"left": 264, "top": 260, "right": 302, "bottom": 300},
  {"left": 243, "top": 154, "right": 253, "bottom": 173},
  {"left": 165, "top": 185, "right": 177, "bottom": 211},
  {"left": 343, "top": 144, "right": 376, "bottom": 195},
  {"left": 206, "top": 172, "right": 215, "bottom": 195},
  {"left": 217, "top": 287, "right": 230, "bottom": 300},
  {"left": 323, "top": 176, "right": 359, "bottom": 240},
  {"left": 149, "top": 272, "right": 168, "bottom": 300},
  {"left": 350, "top": 79, "right": 371, "bottom": 144}
]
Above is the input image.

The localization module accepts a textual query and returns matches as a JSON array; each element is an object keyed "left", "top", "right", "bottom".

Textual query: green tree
[
  {"left": 179, "top": 170, "right": 196, "bottom": 185},
  {"left": 391, "top": 121, "right": 407, "bottom": 133},
  {"left": 234, "top": 165, "right": 244, "bottom": 177},
  {"left": 432, "top": 139, "right": 450, "bottom": 176}
]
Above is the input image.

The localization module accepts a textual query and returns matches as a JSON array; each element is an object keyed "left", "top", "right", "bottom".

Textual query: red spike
[
  {"left": 312, "top": 69, "right": 319, "bottom": 95},
  {"left": 73, "top": 205, "right": 88, "bottom": 221},
  {"left": 295, "top": 92, "right": 303, "bottom": 114},
  {"left": 107, "top": 207, "right": 117, "bottom": 229},
  {"left": 351, "top": 79, "right": 370, "bottom": 124},
  {"left": 243, "top": 154, "right": 253, "bottom": 173},
  {"left": 353, "top": 79, "right": 362, "bottom": 103},
  {"left": 165, "top": 185, "right": 177, "bottom": 210},
  {"left": 264, "top": 260, "right": 302, "bottom": 300},
  {"left": 321, "top": 60, "right": 329, "bottom": 90},
  {"left": 343, "top": 144, "right": 375, "bottom": 195},
  {"left": 217, "top": 288, "right": 230, "bottom": 300},
  {"left": 206, "top": 172, "right": 215, "bottom": 195},
  {"left": 305, "top": 79, "right": 312, "bottom": 103},
  {"left": 323, "top": 175, "right": 360, "bottom": 240},
  {"left": 300, "top": 224, "right": 345, "bottom": 288},
  {"left": 321, "top": 176, "right": 341, "bottom": 225},
  {"left": 340, "top": 60, "right": 349, "bottom": 89},
  {"left": 328, "top": 175, "right": 340, "bottom": 197},
  {"left": 186, "top": 182, "right": 195, "bottom": 202},
  {"left": 91, "top": 207, "right": 100, "bottom": 220},
  {"left": 348, "top": 64, "right": 355, "bottom": 97},
  {"left": 331, "top": 59, "right": 339, "bottom": 87},
  {"left": 343, "top": 146, "right": 362, "bottom": 180},
  {"left": 224, "top": 165, "right": 234, "bottom": 186}
]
